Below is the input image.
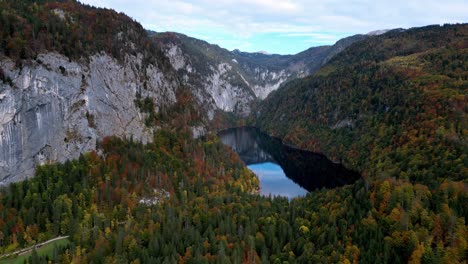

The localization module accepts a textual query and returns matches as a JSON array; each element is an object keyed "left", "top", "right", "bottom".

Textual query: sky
[
  {"left": 248, "top": 162, "right": 307, "bottom": 199},
  {"left": 79, "top": 0, "right": 468, "bottom": 55}
]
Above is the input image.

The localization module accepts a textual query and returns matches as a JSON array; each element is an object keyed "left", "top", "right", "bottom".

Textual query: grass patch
[{"left": 0, "top": 238, "right": 70, "bottom": 264}]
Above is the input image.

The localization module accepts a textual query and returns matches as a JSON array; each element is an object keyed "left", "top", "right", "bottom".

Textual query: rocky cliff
[
  {"left": 153, "top": 32, "right": 367, "bottom": 115},
  {"left": 0, "top": 52, "right": 179, "bottom": 183}
]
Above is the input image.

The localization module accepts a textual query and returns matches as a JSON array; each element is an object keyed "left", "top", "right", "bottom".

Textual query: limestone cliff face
[
  {"left": 155, "top": 36, "right": 295, "bottom": 116},
  {"left": 156, "top": 40, "right": 257, "bottom": 117},
  {"left": 0, "top": 52, "right": 178, "bottom": 183}
]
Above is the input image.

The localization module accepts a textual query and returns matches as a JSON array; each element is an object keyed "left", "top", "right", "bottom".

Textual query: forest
[
  {"left": 0, "top": 0, "right": 174, "bottom": 75},
  {"left": 0, "top": 128, "right": 466, "bottom": 263},
  {"left": 254, "top": 24, "right": 467, "bottom": 187}
]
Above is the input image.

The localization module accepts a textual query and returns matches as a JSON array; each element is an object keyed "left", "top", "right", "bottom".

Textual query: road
[{"left": 0, "top": 235, "right": 69, "bottom": 259}]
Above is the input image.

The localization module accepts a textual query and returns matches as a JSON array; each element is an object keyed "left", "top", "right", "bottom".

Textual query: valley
[{"left": 0, "top": 0, "right": 466, "bottom": 263}]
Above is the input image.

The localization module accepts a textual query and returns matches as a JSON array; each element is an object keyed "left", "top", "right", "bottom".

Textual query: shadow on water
[{"left": 218, "top": 127, "right": 361, "bottom": 192}]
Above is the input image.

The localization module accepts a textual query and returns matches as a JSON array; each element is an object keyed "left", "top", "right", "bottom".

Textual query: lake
[{"left": 218, "top": 127, "right": 360, "bottom": 198}]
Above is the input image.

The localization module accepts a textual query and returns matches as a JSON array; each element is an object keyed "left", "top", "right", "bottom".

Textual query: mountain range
[{"left": 152, "top": 31, "right": 367, "bottom": 115}]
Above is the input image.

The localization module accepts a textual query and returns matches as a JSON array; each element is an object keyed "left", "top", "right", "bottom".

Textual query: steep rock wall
[{"left": 0, "top": 52, "right": 177, "bottom": 183}]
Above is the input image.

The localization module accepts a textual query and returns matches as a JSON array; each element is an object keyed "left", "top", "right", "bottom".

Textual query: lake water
[
  {"left": 218, "top": 127, "right": 360, "bottom": 198},
  {"left": 248, "top": 162, "right": 308, "bottom": 199}
]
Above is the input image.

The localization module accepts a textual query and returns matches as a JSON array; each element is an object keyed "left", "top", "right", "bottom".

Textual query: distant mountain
[
  {"left": 254, "top": 50, "right": 272, "bottom": 55},
  {"left": 152, "top": 32, "right": 368, "bottom": 115},
  {"left": 254, "top": 24, "right": 467, "bottom": 186},
  {"left": 367, "top": 29, "right": 392, "bottom": 35}
]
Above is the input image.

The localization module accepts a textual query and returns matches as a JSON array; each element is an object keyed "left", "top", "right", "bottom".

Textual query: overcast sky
[{"left": 79, "top": 0, "right": 468, "bottom": 54}]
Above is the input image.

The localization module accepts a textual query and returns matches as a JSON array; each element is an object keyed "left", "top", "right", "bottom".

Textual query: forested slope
[
  {"left": 1, "top": 129, "right": 466, "bottom": 263},
  {"left": 0, "top": 0, "right": 171, "bottom": 67},
  {"left": 250, "top": 24, "right": 467, "bottom": 262},
  {"left": 255, "top": 24, "right": 467, "bottom": 187}
]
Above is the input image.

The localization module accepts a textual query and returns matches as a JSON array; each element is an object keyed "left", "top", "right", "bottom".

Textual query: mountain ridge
[
  {"left": 254, "top": 23, "right": 467, "bottom": 186},
  {"left": 152, "top": 31, "right": 368, "bottom": 115}
]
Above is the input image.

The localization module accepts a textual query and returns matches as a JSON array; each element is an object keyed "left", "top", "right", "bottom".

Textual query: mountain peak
[
  {"left": 366, "top": 29, "right": 391, "bottom": 36},
  {"left": 232, "top": 49, "right": 273, "bottom": 56},
  {"left": 256, "top": 51, "right": 272, "bottom": 55}
]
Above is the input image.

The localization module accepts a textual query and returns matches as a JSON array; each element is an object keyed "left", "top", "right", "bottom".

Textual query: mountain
[
  {"left": 0, "top": 1, "right": 466, "bottom": 263},
  {"left": 0, "top": 0, "right": 183, "bottom": 183},
  {"left": 254, "top": 24, "right": 467, "bottom": 186},
  {"left": 251, "top": 24, "right": 467, "bottom": 263},
  {"left": 0, "top": 0, "right": 367, "bottom": 183},
  {"left": 152, "top": 32, "right": 367, "bottom": 115}
]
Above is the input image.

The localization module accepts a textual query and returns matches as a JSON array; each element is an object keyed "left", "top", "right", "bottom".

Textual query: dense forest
[
  {"left": 252, "top": 24, "right": 467, "bottom": 262},
  {"left": 0, "top": 0, "right": 466, "bottom": 263},
  {"left": 255, "top": 24, "right": 467, "bottom": 187},
  {"left": 0, "top": 0, "right": 173, "bottom": 72},
  {"left": 0, "top": 129, "right": 466, "bottom": 263}
]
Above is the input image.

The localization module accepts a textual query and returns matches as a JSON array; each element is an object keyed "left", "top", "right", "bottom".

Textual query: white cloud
[
  {"left": 79, "top": 0, "right": 468, "bottom": 53},
  {"left": 245, "top": 0, "right": 300, "bottom": 13}
]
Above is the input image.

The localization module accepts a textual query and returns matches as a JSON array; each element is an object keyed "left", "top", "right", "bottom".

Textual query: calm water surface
[
  {"left": 218, "top": 127, "right": 360, "bottom": 198},
  {"left": 248, "top": 162, "right": 308, "bottom": 199}
]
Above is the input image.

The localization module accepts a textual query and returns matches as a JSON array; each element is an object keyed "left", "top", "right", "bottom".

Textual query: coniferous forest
[{"left": 0, "top": 0, "right": 466, "bottom": 263}]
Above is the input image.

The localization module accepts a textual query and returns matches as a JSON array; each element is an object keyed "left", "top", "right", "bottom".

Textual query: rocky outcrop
[
  {"left": 0, "top": 52, "right": 178, "bottom": 183},
  {"left": 155, "top": 40, "right": 257, "bottom": 116}
]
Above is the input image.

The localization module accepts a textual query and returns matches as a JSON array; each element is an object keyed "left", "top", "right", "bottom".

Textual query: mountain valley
[{"left": 0, "top": 1, "right": 466, "bottom": 263}]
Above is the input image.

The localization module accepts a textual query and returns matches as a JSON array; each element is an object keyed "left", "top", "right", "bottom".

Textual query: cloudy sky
[{"left": 80, "top": 0, "right": 468, "bottom": 54}]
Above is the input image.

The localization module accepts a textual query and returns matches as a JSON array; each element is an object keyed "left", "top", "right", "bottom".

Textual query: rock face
[
  {"left": 153, "top": 32, "right": 367, "bottom": 116},
  {"left": 0, "top": 52, "right": 178, "bottom": 183}
]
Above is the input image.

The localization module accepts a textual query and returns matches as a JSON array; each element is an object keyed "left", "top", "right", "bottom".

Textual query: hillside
[
  {"left": 250, "top": 23, "right": 468, "bottom": 263},
  {"left": 0, "top": 129, "right": 261, "bottom": 263},
  {"left": 255, "top": 24, "right": 467, "bottom": 187}
]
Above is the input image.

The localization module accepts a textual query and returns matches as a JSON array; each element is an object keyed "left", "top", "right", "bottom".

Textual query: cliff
[{"left": 0, "top": 52, "right": 178, "bottom": 183}]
